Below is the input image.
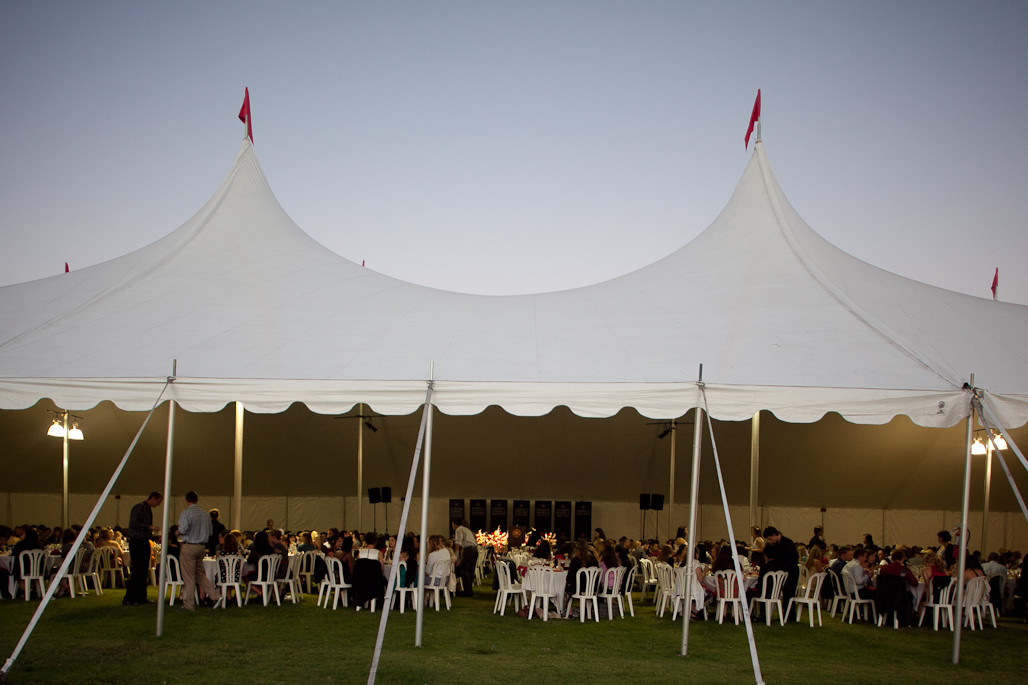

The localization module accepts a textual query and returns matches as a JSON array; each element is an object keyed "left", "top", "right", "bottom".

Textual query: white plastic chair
[
  {"left": 391, "top": 561, "right": 418, "bottom": 613},
  {"left": 749, "top": 570, "right": 788, "bottom": 626},
  {"left": 962, "top": 576, "right": 988, "bottom": 630},
  {"left": 620, "top": 565, "right": 637, "bottom": 617},
  {"left": 277, "top": 554, "right": 303, "bottom": 603},
  {"left": 426, "top": 559, "right": 452, "bottom": 611},
  {"left": 64, "top": 549, "right": 88, "bottom": 598},
  {"left": 797, "top": 564, "right": 809, "bottom": 593},
  {"left": 215, "top": 555, "right": 244, "bottom": 608},
  {"left": 317, "top": 556, "right": 351, "bottom": 610},
  {"left": 654, "top": 563, "right": 675, "bottom": 617},
  {"left": 164, "top": 555, "right": 185, "bottom": 606},
  {"left": 597, "top": 566, "right": 626, "bottom": 619},
  {"left": 787, "top": 572, "right": 826, "bottom": 627},
  {"left": 565, "top": 567, "right": 600, "bottom": 622},
  {"left": 244, "top": 554, "right": 281, "bottom": 606},
  {"left": 828, "top": 570, "right": 848, "bottom": 618},
  {"left": 297, "top": 550, "right": 318, "bottom": 593},
  {"left": 670, "top": 566, "right": 706, "bottom": 621},
  {"left": 981, "top": 574, "right": 1001, "bottom": 628},
  {"left": 842, "top": 572, "right": 877, "bottom": 624},
  {"left": 96, "top": 547, "right": 125, "bottom": 589},
  {"left": 83, "top": 547, "right": 104, "bottom": 595},
  {"left": 18, "top": 550, "right": 46, "bottom": 601},
  {"left": 715, "top": 569, "right": 743, "bottom": 625},
  {"left": 494, "top": 562, "right": 526, "bottom": 616},
  {"left": 918, "top": 576, "right": 955, "bottom": 630},
  {"left": 638, "top": 558, "right": 659, "bottom": 602},
  {"left": 526, "top": 568, "right": 562, "bottom": 621}
]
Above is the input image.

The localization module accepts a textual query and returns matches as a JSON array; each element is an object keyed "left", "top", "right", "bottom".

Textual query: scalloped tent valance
[{"left": 2, "top": 139, "right": 1026, "bottom": 428}]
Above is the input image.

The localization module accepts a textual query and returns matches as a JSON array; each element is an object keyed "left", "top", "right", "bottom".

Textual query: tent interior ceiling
[{"left": 3, "top": 399, "right": 1026, "bottom": 513}]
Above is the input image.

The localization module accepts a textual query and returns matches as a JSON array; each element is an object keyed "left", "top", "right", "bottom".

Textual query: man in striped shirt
[{"left": 176, "top": 491, "right": 222, "bottom": 611}]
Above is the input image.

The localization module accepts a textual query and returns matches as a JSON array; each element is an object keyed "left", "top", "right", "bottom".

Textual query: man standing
[
  {"left": 807, "top": 526, "right": 826, "bottom": 551},
  {"left": 176, "top": 491, "right": 222, "bottom": 611},
  {"left": 451, "top": 519, "right": 477, "bottom": 597},
  {"left": 125, "top": 492, "right": 162, "bottom": 606},
  {"left": 762, "top": 526, "right": 800, "bottom": 609},
  {"left": 206, "top": 508, "right": 226, "bottom": 555}
]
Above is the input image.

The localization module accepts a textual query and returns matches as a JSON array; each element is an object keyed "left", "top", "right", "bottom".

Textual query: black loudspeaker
[
  {"left": 368, "top": 487, "right": 381, "bottom": 504},
  {"left": 650, "top": 494, "right": 665, "bottom": 511},
  {"left": 381, "top": 487, "right": 392, "bottom": 503},
  {"left": 639, "top": 494, "right": 651, "bottom": 510}
]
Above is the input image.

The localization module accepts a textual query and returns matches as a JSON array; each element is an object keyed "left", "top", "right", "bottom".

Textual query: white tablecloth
[
  {"left": 522, "top": 568, "right": 567, "bottom": 614},
  {"left": 702, "top": 573, "right": 759, "bottom": 596}
]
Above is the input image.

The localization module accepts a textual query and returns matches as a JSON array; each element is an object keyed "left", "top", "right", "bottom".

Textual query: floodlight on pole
[
  {"left": 992, "top": 433, "right": 1007, "bottom": 451},
  {"left": 971, "top": 438, "right": 987, "bottom": 456},
  {"left": 46, "top": 410, "right": 84, "bottom": 530}
]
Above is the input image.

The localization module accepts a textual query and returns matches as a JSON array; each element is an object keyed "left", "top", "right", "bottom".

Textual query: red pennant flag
[
  {"left": 991, "top": 268, "right": 999, "bottom": 300},
  {"left": 362, "top": 260, "right": 365, "bottom": 267},
  {"left": 745, "top": 89, "right": 761, "bottom": 149},
  {"left": 64, "top": 262, "right": 69, "bottom": 273},
  {"left": 238, "top": 87, "right": 253, "bottom": 144}
]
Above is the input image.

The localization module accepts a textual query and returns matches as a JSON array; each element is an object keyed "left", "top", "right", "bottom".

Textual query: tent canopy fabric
[{"left": 1, "top": 139, "right": 1026, "bottom": 428}]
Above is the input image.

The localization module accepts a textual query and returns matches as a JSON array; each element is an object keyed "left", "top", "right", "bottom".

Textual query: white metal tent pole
[
  {"left": 156, "top": 393, "right": 177, "bottom": 637},
  {"left": 680, "top": 402, "right": 703, "bottom": 656},
  {"left": 232, "top": 402, "right": 243, "bottom": 531},
  {"left": 982, "top": 439, "right": 992, "bottom": 554},
  {"left": 701, "top": 388, "right": 764, "bottom": 685},
  {"left": 951, "top": 387, "right": 975, "bottom": 665},
  {"left": 668, "top": 420, "right": 676, "bottom": 543},
  {"left": 415, "top": 362, "right": 435, "bottom": 648},
  {"left": 367, "top": 382, "right": 434, "bottom": 685},
  {"left": 358, "top": 402, "right": 364, "bottom": 532},
  {"left": 1, "top": 381, "right": 170, "bottom": 683},
  {"left": 749, "top": 411, "right": 759, "bottom": 531},
  {"left": 62, "top": 411, "right": 70, "bottom": 530}
]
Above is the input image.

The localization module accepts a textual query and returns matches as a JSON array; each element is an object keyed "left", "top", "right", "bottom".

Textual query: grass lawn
[{"left": 1, "top": 583, "right": 1025, "bottom": 685}]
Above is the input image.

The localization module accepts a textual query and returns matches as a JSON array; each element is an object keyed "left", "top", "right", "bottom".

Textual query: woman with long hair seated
[
  {"left": 598, "top": 542, "right": 621, "bottom": 590},
  {"left": 244, "top": 531, "right": 274, "bottom": 595},
  {"left": 534, "top": 539, "right": 552, "bottom": 562},
  {"left": 358, "top": 532, "right": 385, "bottom": 568}
]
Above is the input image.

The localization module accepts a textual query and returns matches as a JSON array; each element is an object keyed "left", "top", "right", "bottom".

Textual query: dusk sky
[{"left": 2, "top": 1, "right": 1026, "bottom": 304}]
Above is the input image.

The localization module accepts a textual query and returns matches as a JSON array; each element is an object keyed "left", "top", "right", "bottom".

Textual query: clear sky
[{"left": 1, "top": 1, "right": 1025, "bottom": 304}]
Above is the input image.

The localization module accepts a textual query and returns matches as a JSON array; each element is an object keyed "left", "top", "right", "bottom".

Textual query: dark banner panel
[
  {"left": 512, "top": 500, "right": 530, "bottom": 528},
  {"left": 574, "top": 501, "right": 592, "bottom": 541},
  {"left": 533, "top": 500, "right": 552, "bottom": 533},
  {"left": 490, "top": 499, "right": 508, "bottom": 533},
  {"left": 448, "top": 499, "right": 465, "bottom": 528},
  {"left": 554, "top": 500, "right": 572, "bottom": 539},
  {"left": 469, "top": 499, "right": 487, "bottom": 532}
]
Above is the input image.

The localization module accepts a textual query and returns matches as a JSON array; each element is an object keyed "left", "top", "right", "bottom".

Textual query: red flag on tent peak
[
  {"left": 238, "top": 87, "right": 253, "bottom": 144},
  {"left": 745, "top": 89, "right": 761, "bottom": 149},
  {"left": 64, "top": 262, "right": 69, "bottom": 273},
  {"left": 991, "top": 268, "right": 999, "bottom": 300}
]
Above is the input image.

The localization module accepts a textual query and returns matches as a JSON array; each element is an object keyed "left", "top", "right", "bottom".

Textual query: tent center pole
[
  {"left": 749, "top": 411, "right": 760, "bottom": 533},
  {"left": 232, "top": 402, "right": 243, "bottom": 531},
  {"left": 62, "top": 412, "right": 70, "bottom": 530},
  {"left": 668, "top": 420, "right": 676, "bottom": 543},
  {"left": 982, "top": 439, "right": 992, "bottom": 555},
  {"left": 358, "top": 402, "right": 364, "bottom": 533}
]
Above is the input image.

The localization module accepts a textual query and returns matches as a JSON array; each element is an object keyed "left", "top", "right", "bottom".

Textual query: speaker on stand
[
  {"left": 639, "top": 494, "right": 651, "bottom": 539},
  {"left": 381, "top": 487, "right": 392, "bottom": 534},
  {"left": 368, "top": 487, "right": 381, "bottom": 532},
  {"left": 651, "top": 494, "right": 665, "bottom": 541}
]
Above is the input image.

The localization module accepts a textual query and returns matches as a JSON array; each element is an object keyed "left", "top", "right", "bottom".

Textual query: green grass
[{"left": 1, "top": 583, "right": 1025, "bottom": 684}]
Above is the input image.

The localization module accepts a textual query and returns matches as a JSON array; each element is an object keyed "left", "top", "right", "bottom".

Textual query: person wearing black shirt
[
  {"left": 762, "top": 526, "right": 800, "bottom": 613},
  {"left": 124, "top": 492, "right": 162, "bottom": 606}
]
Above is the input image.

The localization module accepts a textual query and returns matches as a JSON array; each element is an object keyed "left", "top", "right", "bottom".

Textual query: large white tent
[{"left": 2, "top": 136, "right": 1028, "bottom": 548}]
